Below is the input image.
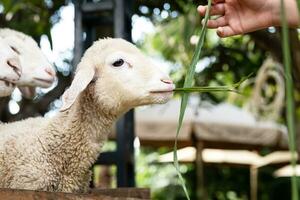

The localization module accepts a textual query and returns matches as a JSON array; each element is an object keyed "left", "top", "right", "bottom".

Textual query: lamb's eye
[
  {"left": 10, "top": 46, "right": 20, "bottom": 55},
  {"left": 112, "top": 59, "right": 124, "bottom": 67}
]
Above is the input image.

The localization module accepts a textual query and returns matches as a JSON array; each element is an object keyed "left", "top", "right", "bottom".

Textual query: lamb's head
[
  {"left": 61, "top": 38, "right": 175, "bottom": 113},
  {"left": 0, "top": 28, "right": 56, "bottom": 88},
  {"left": 0, "top": 37, "right": 21, "bottom": 83}
]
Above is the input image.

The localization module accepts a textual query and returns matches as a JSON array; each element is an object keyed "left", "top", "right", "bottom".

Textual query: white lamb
[
  {"left": 0, "top": 38, "right": 175, "bottom": 192},
  {"left": 0, "top": 28, "right": 56, "bottom": 97},
  {"left": 0, "top": 37, "right": 22, "bottom": 97}
]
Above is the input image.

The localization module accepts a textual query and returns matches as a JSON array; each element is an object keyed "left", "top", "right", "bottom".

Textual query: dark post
[
  {"left": 74, "top": 0, "right": 135, "bottom": 188},
  {"left": 73, "top": 0, "right": 83, "bottom": 68},
  {"left": 114, "top": 0, "right": 135, "bottom": 187}
]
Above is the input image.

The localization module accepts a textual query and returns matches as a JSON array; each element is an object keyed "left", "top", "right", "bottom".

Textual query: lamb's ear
[{"left": 60, "top": 67, "right": 95, "bottom": 112}]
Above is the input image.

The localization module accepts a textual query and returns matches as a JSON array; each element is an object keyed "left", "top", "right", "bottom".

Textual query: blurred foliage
[
  {"left": 136, "top": 147, "right": 197, "bottom": 200},
  {"left": 0, "top": 0, "right": 68, "bottom": 45},
  {"left": 136, "top": 0, "right": 300, "bottom": 122},
  {"left": 139, "top": 0, "right": 266, "bottom": 105}
]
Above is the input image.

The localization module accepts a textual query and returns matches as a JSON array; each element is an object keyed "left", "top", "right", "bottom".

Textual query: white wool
[{"left": 0, "top": 81, "right": 15, "bottom": 97}]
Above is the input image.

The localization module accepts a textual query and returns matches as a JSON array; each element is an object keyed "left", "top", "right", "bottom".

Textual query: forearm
[{"left": 271, "top": 0, "right": 300, "bottom": 27}]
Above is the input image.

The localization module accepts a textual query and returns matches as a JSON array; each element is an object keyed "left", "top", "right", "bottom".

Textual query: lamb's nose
[{"left": 161, "top": 78, "right": 173, "bottom": 84}]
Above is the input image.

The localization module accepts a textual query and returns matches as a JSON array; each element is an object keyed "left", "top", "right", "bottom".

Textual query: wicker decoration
[{"left": 246, "top": 58, "right": 285, "bottom": 121}]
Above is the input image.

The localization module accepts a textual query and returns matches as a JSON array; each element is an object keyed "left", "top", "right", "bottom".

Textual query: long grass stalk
[
  {"left": 280, "top": 0, "right": 299, "bottom": 199},
  {"left": 173, "top": 0, "right": 212, "bottom": 199},
  {"left": 174, "top": 87, "right": 238, "bottom": 93},
  {"left": 174, "top": 73, "right": 253, "bottom": 93}
]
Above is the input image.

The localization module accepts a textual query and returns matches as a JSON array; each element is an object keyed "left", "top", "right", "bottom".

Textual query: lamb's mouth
[
  {"left": 33, "top": 78, "right": 54, "bottom": 86},
  {"left": 150, "top": 89, "right": 174, "bottom": 94},
  {"left": 0, "top": 79, "right": 16, "bottom": 87}
]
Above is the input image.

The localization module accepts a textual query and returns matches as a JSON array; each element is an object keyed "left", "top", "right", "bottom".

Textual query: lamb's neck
[
  {"left": 43, "top": 85, "right": 126, "bottom": 182},
  {"left": 54, "top": 86, "right": 119, "bottom": 145}
]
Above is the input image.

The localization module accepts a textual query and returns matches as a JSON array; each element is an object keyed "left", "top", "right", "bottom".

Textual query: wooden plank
[
  {"left": 92, "top": 188, "right": 150, "bottom": 199},
  {"left": 0, "top": 188, "right": 150, "bottom": 200}
]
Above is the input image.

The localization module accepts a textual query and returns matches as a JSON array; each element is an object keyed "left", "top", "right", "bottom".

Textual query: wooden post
[
  {"left": 250, "top": 166, "right": 258, "bottom": 200},
  {"left": 116, "top": 111, "right": 135, "bottom": 187},
  {"left": 113, "top": 0, "right": 135, "bottom": 187},
  {"left": 196, "top": 142, "right": 207, "bottom": 200},
  {"left": 114, "top": 0, "right": 125, "bottom": 38}
]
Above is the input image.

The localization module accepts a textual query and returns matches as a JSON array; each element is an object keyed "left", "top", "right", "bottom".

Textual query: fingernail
[{"left": 217, "top": 27, "right": 223, "bottom": 37}]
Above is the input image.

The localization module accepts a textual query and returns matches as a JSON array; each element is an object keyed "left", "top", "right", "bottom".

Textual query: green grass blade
[
  {"left": 173, "top": 74, "right": 253, "bottom": 93},
  {"left": 280, "top": 0, "right": 299, "bottom": 199},
  {"left": 174, "top": 87, "right": 239, "bottom": 93},
  {"left": 173, "top": 0, "right": 212, "bottom": 199},
  {"left": 174, "top": 87, "right": 237, "bottom": 92}
]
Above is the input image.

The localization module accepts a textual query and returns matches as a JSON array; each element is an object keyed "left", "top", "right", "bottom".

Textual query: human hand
[{"left": 198, "top": 0, "right": 299, "bottom": 37}]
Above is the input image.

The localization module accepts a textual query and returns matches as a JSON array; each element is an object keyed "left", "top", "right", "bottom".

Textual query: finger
[
  {"left": 197, "top": 5, "right": 207, "bottom": 16},
  {"left": 198, "top": 4, "right": 225, "bottom": 16},
  {"left": 217, "top": 26, "right": 237, "bottom": 38},
  {"left": 203, "top": 17, "right": 227, "bottom": 29}
]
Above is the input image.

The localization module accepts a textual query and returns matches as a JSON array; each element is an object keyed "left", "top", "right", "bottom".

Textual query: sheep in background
[
  {"left": 0, "top": 28, "right": 56, "bottom": 97},
  {"left": 0, "top": 81, "right": 15, "bottom": 97},
  {"left": 0, "top": 37, "right": 22, "bottom": 97},
  {"left": 0, "top": 38, "right": 175, "bottom": 192}
]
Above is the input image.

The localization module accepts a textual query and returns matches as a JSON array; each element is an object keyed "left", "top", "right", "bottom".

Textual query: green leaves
[
  {"left": 280, "top": 1, "right": 299, "bottom": 200},
  {"left": 173, "top": 1, "right": 212, "bottom": 199},
  {"left": 0, "top": 0, "right": 66, "bottom": 43}
]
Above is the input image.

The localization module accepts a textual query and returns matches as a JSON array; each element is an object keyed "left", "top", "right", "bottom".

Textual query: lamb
[
  {"left": 0, "top": 28, "right": 56, "bottom": 97},
  {"left": 0, "top": 82, "right": 15, "bottom": 97},
  {"left": 0, "top": 38, "right": 175, "bottom": 192},
  {"left": 0, "top": 37, "right": 22, "bottom": 97}
]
